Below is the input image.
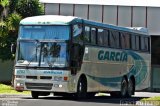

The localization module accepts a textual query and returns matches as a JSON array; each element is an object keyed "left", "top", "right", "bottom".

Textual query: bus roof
[
  {"left": 20, "top": 15, "right": 149, "bottom": 35},
  {"left": 20, "top": 15, "right": 80, "bottom": 25}
]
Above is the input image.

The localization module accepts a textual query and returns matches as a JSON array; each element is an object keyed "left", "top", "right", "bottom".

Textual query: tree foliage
[
  {"left": 0, "top": 0, "right": 44, "bottom": 60},
  {"left": 0, "top": 0, "right": 9, "bottom": 20},
  {"left": 16, "top": 0, "right": 43, "bottom": 18},
  {"left": 0, "top": 13, "right": 22, "bottom": 60},
  {"left": 8, "top": 0, "right": 18, "bottom": 14}
]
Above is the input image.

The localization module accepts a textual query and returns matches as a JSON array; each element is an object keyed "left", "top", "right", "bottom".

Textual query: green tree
[
  {"left": 0, "top": 13, "right": 22, "bottom": 60},
  {"left": 16, "top": 0, "right": 43, "bottom": 18},
  {"left": 0, "top": 0, "right": 9, "bottom": 20},
  {"left": 8, "top": 0, "right": 18, "bottom": 14},
  {"left": 0, "top": 0, "right": 43, "bottom": 60}
]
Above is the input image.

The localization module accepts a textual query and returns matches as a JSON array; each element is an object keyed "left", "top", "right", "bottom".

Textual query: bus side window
[
  {"left": 72, "top": 24, "right": 82, "bottom": 43},
  {"left": 144, "top": 37, "right": 149, "bottom": 51},
  {"left": 84, "top": 26, "right": 90, "bottom": 43},
  {"left": 97, "top": 29, "right": 104, "bottom": 45},
  {"left": 110, "top": 30, "right": 120, "bottom": 48},
  {"left": 131, "top": 35, "right": 136, "bottom": 50},
  {"left": 103, "top": 29, "right": 109, "bottom": 47},
  {"left": 140, "top": 36, "right": 145, "bottom": 51},
  {"left": 135, "top": 35, "right": 140, "bottom": 50},
  {"left": 91, "top": 27, "right": 96, "bottom": 45},
  {"left": 121, "top": 32, "right": 130, "bottom": 49},
  {"left": 98, "top": 29, "right": 109, "bottom": 46}
]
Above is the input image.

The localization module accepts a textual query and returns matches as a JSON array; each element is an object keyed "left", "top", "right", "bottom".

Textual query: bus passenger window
[
  {"left": 121, "top": 33, "right": 130, "bottom": 49},
  {"left": 72, "top": 24, "right": 82, "bottom": 42},
  {"left": 110, "top": 30, "right": 120, "bottom": 48},
  {"left": 98, "top": 29, "right": 104, "bottom": 45},
  {"left": 131, "top": 35, "right": 136, "bottom": 50},
  {"left": 91, "top": 28, "right": 96, "bottom": 44},
  {"left": 103, "top": 30, "right": 109, "bottom": 46},
  {"left": 84, "top": 26, "right": 90, "bottom": 43},
  {"left": 141, "top": 36, "right": 145, "bottom": 51},
  {"left": 135, "top": 36, "right": 140, "bottom": 50},
  {"left": 144, "top": 37, "right": 149, "bottom": 51}
]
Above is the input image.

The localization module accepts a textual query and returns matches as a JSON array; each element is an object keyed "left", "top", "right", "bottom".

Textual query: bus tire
[
  {"left": 120, "top": 77, "right": 128, "bottom": 97},
  {"left": 76, "top": 77, "right": 87, "bottom": 99},
  {"left": 127, "top": 79, "right": 134, "bottom": 97},
  {"left": 31, "top": 91, "right": 39, "bottom": 99},
  {"left": 87, "top": 92, "right": 95, "bottom": 98},
  {"left": 110, "top": 92, "right": 120, "bottom": 98}
]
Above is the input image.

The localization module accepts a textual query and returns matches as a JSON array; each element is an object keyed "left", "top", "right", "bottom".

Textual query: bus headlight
[
  {"left": 16, "top": 83, "right": 24, "bottom": 91},
  {"left": 17, "top": 83, "right": 20, "bottom": 86},
  {"left": 15, "top": 75, "right": 25, "bottom": 78},
  {"left": 16, "top": 83, "right": 24, "bottom": 86}
]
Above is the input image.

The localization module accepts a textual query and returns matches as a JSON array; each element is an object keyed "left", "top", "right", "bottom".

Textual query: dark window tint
[
  {"left": 84, "top": 26, "right": 90, "bottom": 43},
  {"left": 144, "top": 37, "right": 149, "bottom": 51},
  {"left": 131, "top": 35, "right": 136, "bottom": 50},
  {"left": 97, "top": 29, "right": 104, "bottom": 45},
  {"left": 73, "top": 24, "right": 83, "bottom": 42},
  {"left": 97, "top": 29, "right": 109, "bottom": 46},
  {"left": 91, "top": 27, "right": 96, "bottom": 44},
  {"left": 135, "top": 36, "right": 140, "bottom": 50},
  {"left": 103, "top": 30, "right": 109, "bottom": 46},
  {"left": 121, "top": 32, "right": 130, "bottom": 49},
  {"left": 141, "top": 36, "right": 145, "bottom": 51},
  {"left": 110, "top": 30, "right": 120, "bottom": 48}
]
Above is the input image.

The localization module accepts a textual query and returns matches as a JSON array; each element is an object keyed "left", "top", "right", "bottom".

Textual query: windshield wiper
[
  {"left": 47, "top": 60, "right": 53, "bottom": 68},
  {"left": 26, "top": 40, "right": 40, "bottom": 68},
  {"left": 26, "top": 54, "right": 38, "bottom": 68}
]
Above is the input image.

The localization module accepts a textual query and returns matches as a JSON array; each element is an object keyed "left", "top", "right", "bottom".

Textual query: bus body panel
[{"left": 80, "top": 46, "right": 151, "bottom": 92}]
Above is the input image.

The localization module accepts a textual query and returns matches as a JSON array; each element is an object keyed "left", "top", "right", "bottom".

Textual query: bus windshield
[
  {"left": 19, "top": 25, "right": 70, "bottom": 40},
  {"left": 17, "top": 40, "right": 69, "bottom": 68},
  {"left": 40, "top": 42, "right": 69, "bottom": 67}
]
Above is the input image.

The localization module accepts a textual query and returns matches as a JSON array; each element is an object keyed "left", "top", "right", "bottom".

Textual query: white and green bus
[{"left": 12, "top": 15, "right": 151, "bottom": 99}]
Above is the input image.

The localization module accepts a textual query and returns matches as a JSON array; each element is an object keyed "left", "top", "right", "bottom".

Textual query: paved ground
[{"left": 0, "top": 92, "right": 159, "bottom": 106}]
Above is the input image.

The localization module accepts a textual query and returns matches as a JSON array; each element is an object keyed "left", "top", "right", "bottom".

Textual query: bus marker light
[{"left": 64, "top": 77, "right": 68, "bottom": 81}]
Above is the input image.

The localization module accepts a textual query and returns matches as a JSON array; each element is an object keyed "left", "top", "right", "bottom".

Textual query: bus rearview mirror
[{"left": 11, "top": 43, "right": 16, "bottom": 54}]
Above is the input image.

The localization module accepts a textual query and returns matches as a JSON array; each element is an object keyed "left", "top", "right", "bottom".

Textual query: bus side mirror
[{"left": 11, "top": 43, "right": 16, "bottom": 54}]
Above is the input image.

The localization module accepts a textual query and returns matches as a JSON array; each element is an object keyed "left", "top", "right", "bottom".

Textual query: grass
[
  {"left": 0, "top": 84, "right": 30, "bottom": 95},
  {"left": 140, "top": 97, "right": 160, "bottom": 106}
]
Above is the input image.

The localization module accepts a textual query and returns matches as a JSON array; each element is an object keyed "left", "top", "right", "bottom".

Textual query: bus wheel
[
  {"left": 31, "top": 91, "right": 39, "bottom": 99},
  {"left": 87, "top": 92, "right": 95, "bottom": 98},
  {"left": 121, "top": 78, "right": 128, "bottom": 97},
  {"left": 110, "top": 92, "right": 120, "bottom": 97},
  {"left": 128, "top": 79, "right": 134, "bottom": 97},
  {"left": 76, "top": 77, "right": 87, "bottom": 99}
]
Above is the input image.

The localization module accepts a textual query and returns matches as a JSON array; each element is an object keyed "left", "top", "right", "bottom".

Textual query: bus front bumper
[{"left": 14, "top": 79, "right": 72, "bottom": 92}]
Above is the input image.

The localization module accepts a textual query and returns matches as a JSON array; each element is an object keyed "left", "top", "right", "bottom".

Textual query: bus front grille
[
  {"left": 25, "top": 82, "right": 53, "bottom": 90},
  {"left": 26, "top": 76, "right": 52, "bottom": 80},
  {"left": 26, "top": 76, "right": 37, "bottom": 79}
]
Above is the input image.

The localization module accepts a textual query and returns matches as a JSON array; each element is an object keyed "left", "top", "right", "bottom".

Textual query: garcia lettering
[{"left": 98, "top": 50, "right": 128, "bottom": 62}]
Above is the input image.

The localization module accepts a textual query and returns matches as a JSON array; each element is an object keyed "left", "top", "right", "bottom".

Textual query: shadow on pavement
[{"left": 22, "top": 95, "right": 149, "bottom": 104}]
